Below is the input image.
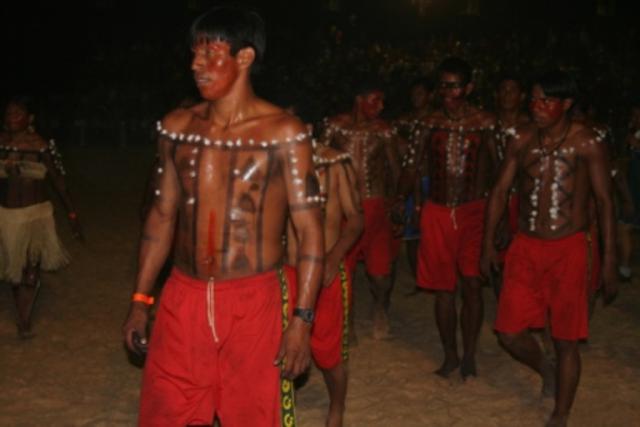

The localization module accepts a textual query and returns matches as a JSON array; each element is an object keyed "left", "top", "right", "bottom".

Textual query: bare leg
[
  {"left": 546, "top": 339, "right": 580, "bottom": 427},
  {"left": 406, "top": 239, "right": 419, "bottom": 278},
  {"left": 460, "top": 277, "right": 483, "bottom": 379},
  {"left": 618, "top": 223, "right": 632, "bottom": 281},
  {"left": 321, "top": 363, "right": 348, "bottom": 427},
  {"left": 434, "top": 291, "right": 459, "bottom": 377},
  {"left": 369, "top": 274, "right": 393, "bottom": 339},
  {"left": 499, "top": 331, "right": 555, "bottom": 397},
  {"left": 13, "top": 263, "right": 41, "bottom": 339}
]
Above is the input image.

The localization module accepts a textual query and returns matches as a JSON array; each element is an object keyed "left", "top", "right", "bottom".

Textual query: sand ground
[{"left": 1, "top": 147, "right": 639, "bottom": 426}]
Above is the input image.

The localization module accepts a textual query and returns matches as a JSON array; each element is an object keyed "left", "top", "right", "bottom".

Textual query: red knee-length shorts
[
  {"left": 311, "top": 263, "right": 352, "bottom": 370},
  {"left": 346, "top": 197, "right": 394, "bottom": 277},
  {"left": 417, "top": 199, "right": 486, "bottom": 291},
  {"left": 139, "top": 266, "right": 296, "bottom": 427},
  {"left": 495, "top": 232, "right": 590, "bottom": 341}
]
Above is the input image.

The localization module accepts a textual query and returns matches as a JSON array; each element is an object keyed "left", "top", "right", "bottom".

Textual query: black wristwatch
[{"left": 293, "top": 307, "right": 315, "bottom": 324}]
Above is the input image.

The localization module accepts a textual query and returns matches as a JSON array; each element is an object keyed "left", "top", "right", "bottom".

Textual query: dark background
[{"left": 1, "top": 0, "right": 638, "bottom": 145}]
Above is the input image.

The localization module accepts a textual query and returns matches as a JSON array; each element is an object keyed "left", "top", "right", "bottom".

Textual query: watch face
[{"left": 294, "top": 308, "right": 314, "bottom": 323}]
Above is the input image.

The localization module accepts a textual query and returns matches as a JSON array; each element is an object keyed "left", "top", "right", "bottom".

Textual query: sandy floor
[{"left": 1, "top": 147, "right": 639, "bottom": 426}]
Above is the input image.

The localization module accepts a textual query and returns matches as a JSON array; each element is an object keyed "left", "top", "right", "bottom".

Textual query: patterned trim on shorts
[
  {"left": 277, "top": 268, "right": 296, "bottom": 427},
  {"left": 339, "top": 263, "right": 350, "bottom": 362}
]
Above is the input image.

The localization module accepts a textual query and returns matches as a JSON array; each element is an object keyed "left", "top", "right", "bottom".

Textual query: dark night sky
[{"left": 1, "top": 0, "right": 638, "bottom": 132}]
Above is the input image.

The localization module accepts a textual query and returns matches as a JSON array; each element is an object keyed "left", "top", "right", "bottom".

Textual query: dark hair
[
  {"left": 5, "top": 95, "right": 36, "bottom": 115},
  {"left": 354, "top": 76, "right": 382, "bottom": 97},
  {"left": 410, "top": 76, "right": 435, "bottom": 92},
  {"left": 496, "top": 71, "right": 525, "bottom": 92},
  {"left": 190, "top": 4, "right": 266, "bottom": 66},
  {"left": 437, "top": 57, "right": 473, "bottom": 85},
  {"left": 534, "top": 69, "right": 578, "bottom": 100}
]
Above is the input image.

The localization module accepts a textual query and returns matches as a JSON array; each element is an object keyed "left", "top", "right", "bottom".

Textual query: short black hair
[
  {"left": 354, "top": 76, "right": 382, "bottom": 97},
  {"left": 410, "top": 76, "right": 435, "bottom": 92},
  {"left": 190, "top": 4, "right": 266, "bottom": 66},
  {"left": 437, "top": 57, "right": 473, "bottom": 85},
  {"left": 533, "top": 69, "right": 578, "bottom": 100},
  {"left": 5, "top": 95, "right": 35, "bottom": 115},
  {"left": 496, "top": 71, "right": 525, "bottom": 92}
]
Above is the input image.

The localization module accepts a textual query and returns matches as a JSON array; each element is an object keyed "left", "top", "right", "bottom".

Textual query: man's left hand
[{"left": 274, "top": 317, "right": 311, "bottom": 379}]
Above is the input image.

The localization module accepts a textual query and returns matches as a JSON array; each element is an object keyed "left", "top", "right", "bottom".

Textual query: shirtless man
[
  {"left": 493, "top": 73, "right": 531, "bottom": 294},
  {"left": 321, "top": 84, "right": 401, "bottom": 339},
  {"left": 481, "top": 70, "right": 617, "bottom": 427},
  {"left": 399, "top": 57, "right": 497, "bottom": 379},
  {"left": 287, "top": 143, "right": 363, "bottom": 427},
  {"left": 0, "top": 96, "right": 82, "bottom": 338},
  {"left": 121, "top": 6, "right": 323, "bottom": 426},
  {"left": 394, "top": 77, "right": 434, "bottom": 278}
]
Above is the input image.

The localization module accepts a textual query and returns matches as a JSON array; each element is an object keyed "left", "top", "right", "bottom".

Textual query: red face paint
[
  {"left": 4, "top": 102, "right": 30, "bottom": 132},
  {"left": 529, "top": 85, "right": 565, "bottom": 128},
  {"left": 360, "top": 91, "right": 384, "bottom": 120},
  {"left": 191, "top": 40, "right": 240, "bottom": 100}
]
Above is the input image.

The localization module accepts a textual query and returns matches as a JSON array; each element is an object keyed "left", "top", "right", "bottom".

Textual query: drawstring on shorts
[
  {"left": 450, "top": 207, "right": 458, "bottom": 230},
  {"left": 206, "top": 276, "right": 219, "bottom": 343}
]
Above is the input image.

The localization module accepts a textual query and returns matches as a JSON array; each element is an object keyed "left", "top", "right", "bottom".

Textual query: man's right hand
[
  {"left": 480, "top": 245, "right": 500, "bottom": 281},
  {"left": 122, "top": 303, "right": 150, "bottom": 355}
]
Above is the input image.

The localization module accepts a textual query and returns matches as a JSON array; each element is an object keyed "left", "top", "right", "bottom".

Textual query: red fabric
[
  {"left": 139, "top": 267, "right": 296, "bottom": 427},
  {"left": 346, "top": 197, "right": 394, "bottom": 276},
  {"left": 310, "top": 266, "right": 352, "bottom": 370},
  {"left": 416, "top": 199, "right": 486, "bottom": 291},
  {"left": 495, "top": 233, "right": 589, "bottom": 341}
]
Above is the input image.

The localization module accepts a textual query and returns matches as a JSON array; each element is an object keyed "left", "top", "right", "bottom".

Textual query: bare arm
[
  {"left": 584, "top": 136, "right": 618, "bottom": 301},
  {"left": 480, "top": 134, "right": 520, "bottom": 276},
  {"left": 122, "top": 116, "right": 181, "bottom": 352},
  {"left": 324, "top": 161, "right": 363, "bottom": 285},
  {"left": 277, "top": 123, "right": 324, "bottom": 378}
]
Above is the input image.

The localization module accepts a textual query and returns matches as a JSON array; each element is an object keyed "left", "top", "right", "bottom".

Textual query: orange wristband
[{"left": 132, "top": 293, "right": 154, "bottom": 305}]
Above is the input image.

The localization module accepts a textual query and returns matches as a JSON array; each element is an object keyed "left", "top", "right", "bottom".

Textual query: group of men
[
  {"left": 0, "top": 4, "right": 624, "bottom": 427},
  {"left": 116, "top": 5, "right": 624, "bottom": 427}
]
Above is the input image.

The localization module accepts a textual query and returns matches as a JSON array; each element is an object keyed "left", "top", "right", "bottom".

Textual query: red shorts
[
  {"left": 139, "top": 267, "right": 296, "bottom": 427},
  {"left": 346, "top": 197, "right": 394, "bottom": 276},
  {"left": 495, "top": 233, "right": 589, "bottom": 341},
  {"left": 311, "top": 263, "right": 352, "bottom": 370},
  {"left": 417, "top": 199, "right": 485, "bottom": 291}
]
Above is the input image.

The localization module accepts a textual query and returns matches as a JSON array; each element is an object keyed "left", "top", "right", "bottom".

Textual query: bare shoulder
[
  {"left": 160, "top": 104, "right": 200, "bottom": 134},
  {"left": 372, "top": 118, "right": 393, "bottom": 132},
  {"left": 512, "top": 123, "right": 536, "bottom": 149},
  {"left": 422, "top": 110, "right": 444, "bottom": 127},
  {"left": 475, "top": 109, "right": 497, "bottom": 128},
  {"left": 330, "top": 113, "right": 351, "bottom": 127},
  {"left": 317, "top": 145, "right": 347, "bottom": 161},
  {"left": 571, "top": 122, "right": 604, "bottom": 153}
]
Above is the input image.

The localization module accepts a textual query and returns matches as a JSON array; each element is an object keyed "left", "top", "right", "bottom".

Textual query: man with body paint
[
  {"left": 398, "top": 57, "right": 498, "bottom": 380},
  {"left": 492, "top": 73, "right": 531, "bottom": 294},
  {"left": 481, "top": 69, "right": 617, "bottom": 427},
  {"left": 286, "top": 141, "right": 363, "bottom": 427},
  {"left": 122, "top": 5, "right": 323, "bottom": 426},
  {"left": 321, "top": 83, "right": 401, "bottom": 340}
]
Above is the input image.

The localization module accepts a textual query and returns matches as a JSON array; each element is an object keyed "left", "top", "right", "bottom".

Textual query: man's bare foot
[
  {"left": 460, "top": 357, "right": 477, "bottom": 380},
  {"left": 326, "top": 408, "right": 344, "bottom": 427},
  {"left": 545, "top": 413, "right": 568, "bottom": 427},
  {"left": 541, "top": 358, "right": 556, "bottom": 398},
  {"left": 372, "top": 309, "right": 391, "bottom": 340},
  {"left": 434, "top": 358, "right": 460, "bottom": 378}
]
